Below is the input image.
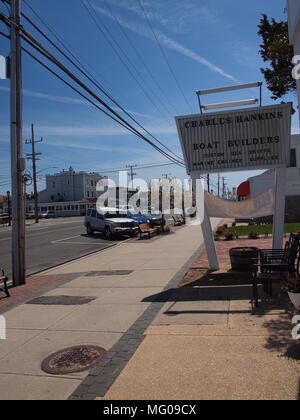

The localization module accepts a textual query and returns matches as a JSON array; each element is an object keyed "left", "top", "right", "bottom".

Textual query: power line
[
  {"left": 102, "top": 0, "right": 179, "bottom": 116},
  {"left": 0, "top": 13, "right": 185, "bottom": 167},
  {"left": 22, "top": 44, "right": 184, "bottom": 166},
  {"left": 22, "top": 0, "right": 114, "bottom": 90},
  {"left": 20, "top": 11, "right": 183, "bottom": 162},
  {"left": 4, "top": 13, "right": 184, "bottom": 166},
  {"left": 137, "top": 0, "right": 193, "bottom": 113},
  {"left": 80, "top": 0, "right": 174, "bottom": 128}
]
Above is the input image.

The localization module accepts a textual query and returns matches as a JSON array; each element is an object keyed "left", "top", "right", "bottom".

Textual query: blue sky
[{"left": 0, "top": 0, "right": 298, "bottom": 196}]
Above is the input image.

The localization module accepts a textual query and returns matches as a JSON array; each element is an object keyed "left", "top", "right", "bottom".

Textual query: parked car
[
  {"left": 127, "top": 211, "right": 149, "bottom": 225},
  {"left": 142, "top": 213, "right": 165, "bottom": 227},
  {"left": 26, "top": 211, "right": 36, "bottom": 220},
  {"left": 39, "top": 211, "right": 56, "bottom": 219},
  {"left": 85, "top": 207, "right": 139, "bottom": 239},
  {"left": 0, "top": 213, "right": 9, "bottom": 224}
]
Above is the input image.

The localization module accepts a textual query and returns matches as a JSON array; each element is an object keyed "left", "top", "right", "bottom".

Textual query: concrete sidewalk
[
  {"left": 0, "top": 219, "right": 222, "bottom": 400},
  {"left": 99, "top": 237, "right": 300, "bottom": 401}
]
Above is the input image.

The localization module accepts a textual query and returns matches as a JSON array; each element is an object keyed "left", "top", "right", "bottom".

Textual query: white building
[
  {"left": 39, "top": 167, "right": 106, "bottom": 203},
  {"left": 246, "top": 134, "right": 300, "bottom": 197}
]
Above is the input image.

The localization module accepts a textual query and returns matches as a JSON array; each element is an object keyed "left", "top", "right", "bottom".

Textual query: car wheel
[
  {"left": 105, "top": 226, "right": 112, "bottom": 240},
  {"left": 86, "top": 224, "right": 94, "bottom": 236},
  {"left": 130, "top": 231, "right": 138, "bottom": 237}
]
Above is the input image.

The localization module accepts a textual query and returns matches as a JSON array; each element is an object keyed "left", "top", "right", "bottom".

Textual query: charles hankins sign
[{"left": 175, "top": 103, "right": 292, "bottom": 174}]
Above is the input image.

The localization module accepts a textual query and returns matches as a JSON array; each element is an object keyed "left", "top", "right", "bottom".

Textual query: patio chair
[
  {"left": 0, "top": 268, "right": 10, "bottom": 298},
  {"left": 252, "top": 233, "right": 300, "bottom": 307}
]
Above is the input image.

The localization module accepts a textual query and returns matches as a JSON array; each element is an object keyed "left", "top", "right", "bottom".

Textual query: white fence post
[{"left": 272, "top": 167, "right": 286, "bottom": 249}]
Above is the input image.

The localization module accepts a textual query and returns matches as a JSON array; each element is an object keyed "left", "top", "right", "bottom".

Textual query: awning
[
  {"left": 205, "top": 189, "right": 274, "bottom": 218},
  {"left": 237, "top": 180, "right": 250, "bottom": 197}
]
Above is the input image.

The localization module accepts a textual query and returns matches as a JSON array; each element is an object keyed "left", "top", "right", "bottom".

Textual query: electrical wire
[
  {"left": 102, "top": 0, "right": 179, "bottom": 116},
  {"left": 0, "top": 11, "right": 185, "bottom": 167},
  {"left": 80, "top": 0, "right": 174, "bottom": 128},
  {"left": 0, "top": 16, "right": 184, "bottom": 166},
  {"left": 20, "top": 11, "right": 183, "bottom": 162},
  {"left": 137, "top": 0, "right": 193, "bottom": 113}
]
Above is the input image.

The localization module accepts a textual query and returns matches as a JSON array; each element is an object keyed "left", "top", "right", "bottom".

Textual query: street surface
[{"left": 0, "top": 217, "right": 122, "bottom": 279}]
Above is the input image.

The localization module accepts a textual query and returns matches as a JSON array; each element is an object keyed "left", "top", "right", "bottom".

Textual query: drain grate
[
  {"left": 41, "top": 345, "right": 107, "bottom": 375},
  {"left": 26, "top": 295, "right": 97, "bottom": 306},
  {"left": 85, "top": 270, "right": 133, "bottom": 277}
]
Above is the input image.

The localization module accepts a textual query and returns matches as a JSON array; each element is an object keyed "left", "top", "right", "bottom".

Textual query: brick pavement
[
  {"left": 192, "top": 237, "right": 273, "bottom": 268},
  {"left": 0, "top": 273, "right": 85, "bottom": 315}
]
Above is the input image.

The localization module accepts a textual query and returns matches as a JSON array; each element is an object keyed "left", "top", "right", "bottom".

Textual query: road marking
[
  {"left": 51, "top": 235, "right": 81, "bottom": 243},
  {"left": 52, "top": 241, "right": 104, "bottom": 245},
  {"left": 0, "top": 226, "right": 81, "bottom": 242}
]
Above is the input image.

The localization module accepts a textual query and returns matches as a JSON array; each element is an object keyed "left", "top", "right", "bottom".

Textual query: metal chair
[
  {"left": 252, "top": 233, "right": 300, "bottom": 307},
  {"left": 0, "top": 268, "right": 10, "bottom": 298}
]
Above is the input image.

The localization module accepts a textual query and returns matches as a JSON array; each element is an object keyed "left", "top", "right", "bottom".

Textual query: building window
[
  {"left": 52, "top": 182, "right": 55, "bottom": 188},
  {"left": 290, "top": 149, "right": 297, "bottom": 167},
  {"left": 87, "top": 191, "right": 90, "bottom": 198}
]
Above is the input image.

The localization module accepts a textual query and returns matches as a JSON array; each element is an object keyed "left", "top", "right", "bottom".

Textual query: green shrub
[
  {"left": 248, "top": 230, "right": 259, "bottom": 239},
  {"left": 224, "top": 231, "right": 234, "bottom": 241}
]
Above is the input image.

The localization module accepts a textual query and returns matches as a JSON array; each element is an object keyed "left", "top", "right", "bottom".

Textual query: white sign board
[
  {"left": 176, "top": 103, "right": 292, "bottom": 174},
  {"left": 0, "top": 55, "right": 6, "bottom": 80}
]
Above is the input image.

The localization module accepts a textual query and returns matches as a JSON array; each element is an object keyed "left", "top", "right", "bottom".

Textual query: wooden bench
[
  {"left": 173, "top": 215, "right": 185, "bottom": 226},
  {"left": 0, "top": 268, "right": 10, "bottom": 297},
  {"left": 139, "top": 223, "right": 156, "bottom": 240}
]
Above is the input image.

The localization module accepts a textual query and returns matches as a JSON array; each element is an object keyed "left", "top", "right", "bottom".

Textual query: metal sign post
[{"left": 272, "top": 167, "right": 287, "bottom": 249}]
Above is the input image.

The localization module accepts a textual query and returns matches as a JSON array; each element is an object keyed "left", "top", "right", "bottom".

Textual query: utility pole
[
  {"left": 26, "top": 124, "right": 42, "bottom": 224},
  {"left": 207, "top": 174, "right": 210, "bottom": 192},
  {"left": 10, "top": 0, "right": 26, "bottom": 286},
  {"left": 217, "top": 174, "right": 220, "bottom": 197},
  {"left": 126, "top": 164, "right": 137, "bottom": 189},
  {"left": 222, "top": 177, "right": 226, "bottom": 199}
]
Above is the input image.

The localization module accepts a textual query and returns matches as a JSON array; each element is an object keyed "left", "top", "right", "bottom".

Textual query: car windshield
[
  {"left": 104, "top": 213, "right": 126, "bottom": 219},
  {"left": 128, "top": 212, "right": 142, "bottom": 218}
]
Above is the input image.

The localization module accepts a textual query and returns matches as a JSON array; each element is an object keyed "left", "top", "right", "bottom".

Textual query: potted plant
[
  {"left": 286, "top": 275, "right": 300, "bottom": 310},
  {"left": 216, "top": 225, "right": 227, "bottom": 236},
  {"left": 224, "top": 231, "right": 234, "bottom": 241},
  {"left": 248, "top": 230, "right": 259, "bottom": 240}
]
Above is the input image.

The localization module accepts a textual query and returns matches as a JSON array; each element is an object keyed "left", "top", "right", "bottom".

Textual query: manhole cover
[{"left": 41, "top": 345, "right": 106, "bottom": 375}]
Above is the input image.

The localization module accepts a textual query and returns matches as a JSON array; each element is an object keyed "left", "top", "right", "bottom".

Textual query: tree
[{"left": 258, "top": 14, "right": 296, "bottom": 100}]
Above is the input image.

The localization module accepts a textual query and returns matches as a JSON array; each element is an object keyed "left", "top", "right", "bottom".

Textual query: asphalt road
[{"left": 0, "top": 217, "right": 123, "bottom": 279}]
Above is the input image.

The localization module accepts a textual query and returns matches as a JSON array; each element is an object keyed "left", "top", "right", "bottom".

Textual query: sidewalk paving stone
[
  {"left": 0, "top": 220, "right": 225, "bottom": 400},
  {"left": 0, "top": 374, "right": 81, "bottom": 401},
  {"left": 0, "top": 330, "right": 122, "bottom": 380}
]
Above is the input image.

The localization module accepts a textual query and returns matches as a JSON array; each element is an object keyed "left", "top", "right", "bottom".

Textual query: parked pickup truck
[{"left": 85, "top": 207, "right": 139, "bottom": 239}]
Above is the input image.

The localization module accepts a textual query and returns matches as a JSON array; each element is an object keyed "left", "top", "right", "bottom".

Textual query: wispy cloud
[
  {"left": 91, "top": 2, "right": 240, "bottom": 83},
  {"left": 24, "top": 124, "right": 177, "bottom": 137},
  {"left": 0, "top": 86, "right": 158, "bottom": 120},
  {"left": 108, "top": 0, "right": 223, "bottom": 34}
]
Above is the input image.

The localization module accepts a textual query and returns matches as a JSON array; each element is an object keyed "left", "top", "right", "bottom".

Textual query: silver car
[{"left": 84, "top": 207, "right": 139, "bottom": 239}]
